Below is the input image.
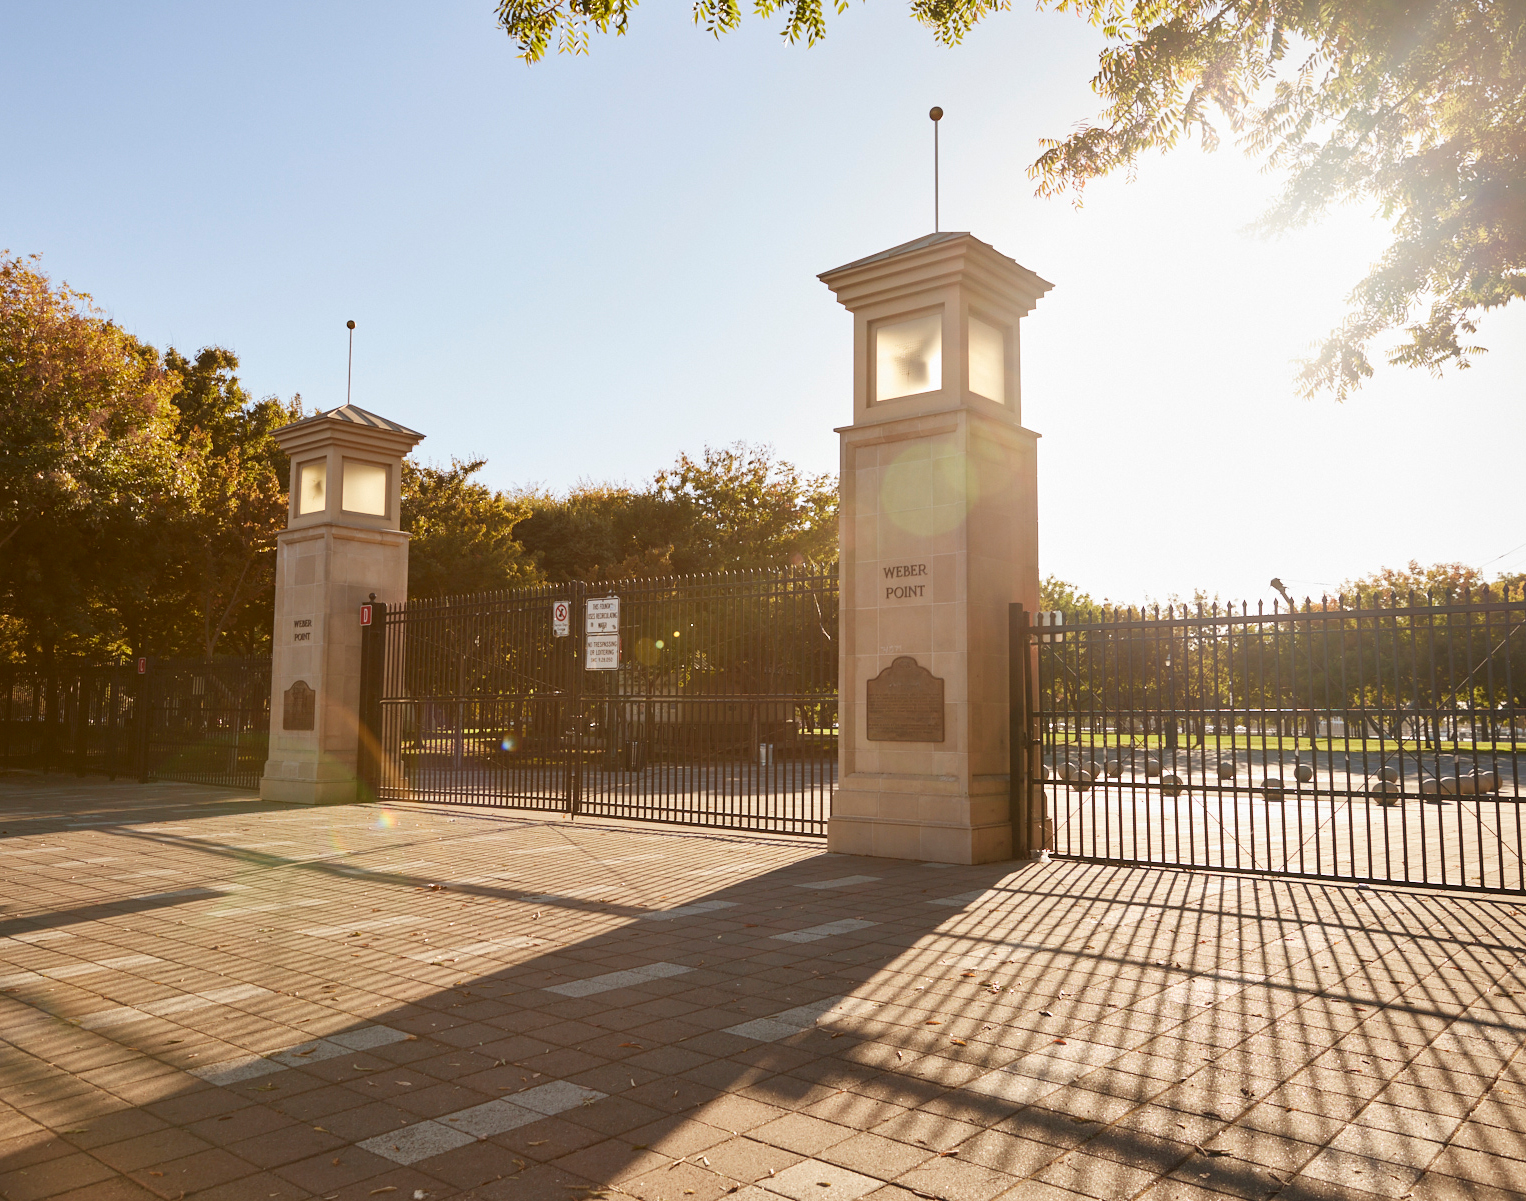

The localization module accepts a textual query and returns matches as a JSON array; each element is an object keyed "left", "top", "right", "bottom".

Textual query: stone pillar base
[
  {"left": 827, "top": 814, "right": 1012, "bottom": 864},
  {"left": 827, "top": 774, "right": 1013, "bottom": 864},
  {"left": 258, "top": 776, "right": 358, "bottom": 806}
]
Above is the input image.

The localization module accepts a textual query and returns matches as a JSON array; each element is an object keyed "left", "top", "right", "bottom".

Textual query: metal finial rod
[
  {"left": 346, "top": 320, "right": 356, "bottom": 406},
  {"left": 929, "top": 107, "right": 943, "bottom": 232}
]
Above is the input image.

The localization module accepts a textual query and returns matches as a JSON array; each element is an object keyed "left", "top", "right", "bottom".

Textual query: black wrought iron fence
[
  {"left": 0, "top": 657, "right": 270, "bottom": 790},
  {"left": 365, "top": 567, "right": 838, "bottom": 834},
  {"left": 1023, "top": 587, "right": 1526, "bottom": 893}
]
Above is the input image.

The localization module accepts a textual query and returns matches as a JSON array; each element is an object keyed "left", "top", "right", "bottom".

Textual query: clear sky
[{"left": 3, "top": 2, "right": 1522, "bottom": 607}]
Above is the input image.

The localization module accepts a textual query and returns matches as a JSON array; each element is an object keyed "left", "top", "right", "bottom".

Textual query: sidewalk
[{"left": 1, "top": 775, "right": 1523, "bottom": 1201}]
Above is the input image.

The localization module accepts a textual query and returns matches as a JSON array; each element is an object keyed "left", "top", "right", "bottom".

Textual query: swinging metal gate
[
  {"left": 1015, "top": 590, "right": 1526, "bottom": 894},
  {"left": 360, "top": 568, "right": 838, "bottom": 835}
]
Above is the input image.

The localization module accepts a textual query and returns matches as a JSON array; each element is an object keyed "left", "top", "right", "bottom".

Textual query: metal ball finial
[
  {"left": 346, "top": 320, "right": 356, "bottom": 330},
  {"left": 929, "top": 106, "right": 943, "bottom": 121}
]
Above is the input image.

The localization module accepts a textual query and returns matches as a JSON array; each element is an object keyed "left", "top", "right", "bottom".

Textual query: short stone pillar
[
  {"left": 820, "top": 233, "right": 1051, "bottom": 863},
  {"left": 259, "top": 405, "right": 423, "bottom": 805}
]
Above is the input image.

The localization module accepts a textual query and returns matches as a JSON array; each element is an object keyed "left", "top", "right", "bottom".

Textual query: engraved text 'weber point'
[{"left": 884, "top": 562, "right": 929, "bottom": 601}]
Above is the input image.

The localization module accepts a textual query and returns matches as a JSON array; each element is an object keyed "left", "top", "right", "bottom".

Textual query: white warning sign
[
  {"left": 585, "top": 632, "right": 620, "bottom": 671},
  {"left": 586, "top": 597, "right": 620, "bottom": 634}
]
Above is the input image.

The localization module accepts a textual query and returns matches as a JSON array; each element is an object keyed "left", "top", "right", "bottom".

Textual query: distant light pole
[{"left": 346, "top": 320, "right": 356, "bottom": 406}]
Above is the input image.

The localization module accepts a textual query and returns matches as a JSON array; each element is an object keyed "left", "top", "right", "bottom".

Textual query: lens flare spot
[
  {"left": 634, "top": 637, "right": 660, "bottom": 666},
  {"left": 654, "top": 639, "right": 664, "bottom": 649},
  {"left": 500, "top": 735, "right": 518, "bottom": 752},
  {"left": 880, "top": 437, "right": 972, "bottom": 537}
]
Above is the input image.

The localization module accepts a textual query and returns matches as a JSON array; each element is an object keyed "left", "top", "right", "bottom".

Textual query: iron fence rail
[
  {"left": 1027, "top": 588, "right": 1526, "bottom": 893},
  {"left": 366, "top": 567, "right": 838, "bottom": 835},
  {"left": 0, "top": 658, "right": 270, "bottom": 789}
]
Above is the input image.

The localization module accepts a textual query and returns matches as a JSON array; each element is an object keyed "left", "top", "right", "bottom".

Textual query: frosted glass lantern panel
[
  {"left": 875, "top": 313, "right": 942, "bottom": 401},
  {"left": 343, "top": 460, "right": 388, "bottom": 516},
  {"left": 968, "top": 316, "right": 1006, "bottom": 403},
  {"left": 298, "top": 460, "right": 327, "bottom": 515}
]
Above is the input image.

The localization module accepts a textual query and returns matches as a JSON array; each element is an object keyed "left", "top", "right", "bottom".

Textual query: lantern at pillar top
[
  {"left": 818, "top": 231, "right": 1053, "bottom": 426},
  {"left": 273, "top": 404, "right": 424, "bottom": 533}
]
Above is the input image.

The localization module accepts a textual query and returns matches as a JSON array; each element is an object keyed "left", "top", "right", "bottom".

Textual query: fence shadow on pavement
[{"left": 1, "top": 779, "right": 1524, "bottom": 1201}]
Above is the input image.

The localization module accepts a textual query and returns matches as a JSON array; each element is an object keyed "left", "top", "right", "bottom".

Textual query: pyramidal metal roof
[
  {"left": 821, "top": 231, "right": 1014, "bottom": 278},
  {"left": 285, "top": 403, "right": 423, "bottom": 438}
]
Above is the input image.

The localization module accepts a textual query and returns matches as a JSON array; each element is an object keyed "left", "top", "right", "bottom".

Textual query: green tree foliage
[
  {"left": 1339, "top": 559, "right": 1513, "bottom": 605},
  {"left": 655, "top": 443, "right": 837, "bottom": 573},
  {"left": 1029, "top": 0, "right": 1526, "bottom": 399},
  {"left": 512, "top": 483, "right": 683, "bottom": 582},
  {"left": 1040, "top": 575, "right": 1096, "bottom": 613},
  {"left": 0, "top": 253, "right": 187, "bottom": 664},
  {"left": 0, "top": 255, "right": 300, "bottom": 664},
  {"left": 402, "top": 458, "right": 543, "bottom": 597},
  {"left": 144, "top": 348, "right": 297, "bottom": 658},
  {"left": 497, "top": 0, "right": 1525, "bottom": 398},
  {"left": 514, "top": 443, "right": 837, "bottom": 581}
]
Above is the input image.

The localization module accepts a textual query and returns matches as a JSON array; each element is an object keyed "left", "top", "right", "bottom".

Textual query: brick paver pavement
[{"left": 1, "top": 775, "right": 1523, "bottom": 1201}]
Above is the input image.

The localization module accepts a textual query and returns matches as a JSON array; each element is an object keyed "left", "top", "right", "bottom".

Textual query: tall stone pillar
[
  {"left": 820, "top": 233, "right": 1051, "bottom": 863},
  {"left": 259, "top": 405, "right": 423, "bottom": 806}
]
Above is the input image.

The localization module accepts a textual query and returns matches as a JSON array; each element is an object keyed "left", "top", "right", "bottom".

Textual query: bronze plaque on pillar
[
  {"left": 283, "top": 680, "right": 315, "bottom": 730},
  {"left": 866, "top": 656, "right": 944, "bottom": 742}
]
